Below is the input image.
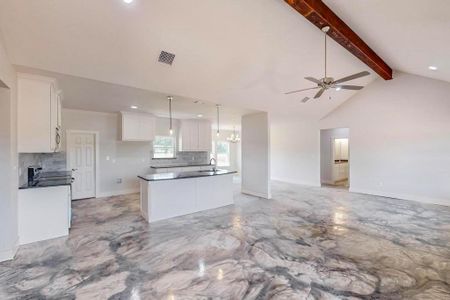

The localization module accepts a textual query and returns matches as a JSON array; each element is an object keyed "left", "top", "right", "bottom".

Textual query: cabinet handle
[{"left": 54, "top": 128, "right": 61, "bottom": 152}]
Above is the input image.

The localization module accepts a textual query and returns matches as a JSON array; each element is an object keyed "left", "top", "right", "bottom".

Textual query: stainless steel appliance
[{"left": 27, "top": 166, "right": 42, "bottom": 184}]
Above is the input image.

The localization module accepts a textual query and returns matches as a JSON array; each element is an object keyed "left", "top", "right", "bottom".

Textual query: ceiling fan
[{"left": 285, "top": 26, "right": 370, "bottom": 103}]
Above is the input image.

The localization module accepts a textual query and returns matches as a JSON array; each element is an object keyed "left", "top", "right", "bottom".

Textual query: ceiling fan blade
[
  {"left": 333, "top": 71, "right": 370, "bottom": 84},
  {"left": 314, "top": 88, "right": 325, "bottom": 99},
  {"left": 301, "top": 97, "right": 310, "bottom": 103},
  {"left": 305, "top": 77, "right": 322, "bottom": 84},
  {"left": 337, "top": 85, "right": 364, "bottom": 90},
  {"left": 285, "top": 86, "right": 320, "bottom": 95}
]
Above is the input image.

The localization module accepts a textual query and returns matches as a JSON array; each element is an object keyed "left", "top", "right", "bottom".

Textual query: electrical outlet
[{"left": 116, "top": 178, "right": 122, "bottom": 184}]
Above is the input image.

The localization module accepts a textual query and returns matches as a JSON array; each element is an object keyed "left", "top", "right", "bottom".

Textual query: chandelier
[{"left": 227, "top": 127, "right": 241, "bottom": 143}]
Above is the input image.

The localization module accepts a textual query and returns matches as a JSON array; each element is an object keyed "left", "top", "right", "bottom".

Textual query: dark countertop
[
  {"left": 19, "top": 170, "right": 73, "bottom": 190},
  {"left": 139, "top": 169, "right": 237, "bottom": 182},
  {"left": 150, "top": 163, "right": 214, "bottom": 169},
  {"left": 19, "top": 178, "right": 73, "bottom": 189}
]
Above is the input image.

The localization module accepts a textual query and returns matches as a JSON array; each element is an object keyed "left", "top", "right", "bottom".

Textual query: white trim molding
[
  {"left": 349, "top": 188, "right": 450, "bottom": 207},
  {"left": 0, "top": 237, "right": 18, "bottom": 262},
  {"left": 271, "top": 178, "right": 321, "bottom": 187},
  {"left": 241, "top": 188, "right": 271, "bottom": 199},
  {"left": 66, "top": 130, "right": 100, "bottom": 198},
  {"left": 96, "top": 188, "right": 139, "bottom": 199}
]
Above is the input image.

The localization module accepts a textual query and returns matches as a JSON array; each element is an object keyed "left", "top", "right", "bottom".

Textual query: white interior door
[{"left": 67, "top": 132, "right": 96, "bottom": 200}]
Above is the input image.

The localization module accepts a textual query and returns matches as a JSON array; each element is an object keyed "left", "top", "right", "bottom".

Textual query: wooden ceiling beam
[{"left": 285, "top": 0, "right": 393, "bottom": 80}]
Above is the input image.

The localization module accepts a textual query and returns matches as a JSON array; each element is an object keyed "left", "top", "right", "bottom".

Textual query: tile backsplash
[
  {"left": 18, "top": 152, "right": 67, "bottom": 184},
  {"left": 149, "top": 151, "right": 209, "bottom": 167},
  {"left": 18, "top": 150, "right": 208, "bottom": 184}
]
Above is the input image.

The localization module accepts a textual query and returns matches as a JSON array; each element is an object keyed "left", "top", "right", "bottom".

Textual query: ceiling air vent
[{"left": 158, "top": 51, "right": 175, "bottom": 65}]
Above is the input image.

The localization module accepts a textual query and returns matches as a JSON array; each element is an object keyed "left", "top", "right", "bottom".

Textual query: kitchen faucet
[{"left": 209, "top": 158, "right": 217, "bottom": 172}]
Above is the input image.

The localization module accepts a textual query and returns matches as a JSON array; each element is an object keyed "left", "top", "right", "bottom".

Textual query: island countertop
[
  {"left": 138, "top": 169, "right": 236, "bottom": 182},
  {"left": 150, "top": 163, "right": 214, "bottom": 169}
]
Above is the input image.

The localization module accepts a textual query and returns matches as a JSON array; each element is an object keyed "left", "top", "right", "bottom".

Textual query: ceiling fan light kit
[{"left": 285, "top": 25, "right": 370, "bottom": 103}]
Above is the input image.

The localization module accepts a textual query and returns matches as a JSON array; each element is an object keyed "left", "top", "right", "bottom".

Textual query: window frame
[
  {"left": 214, "top": 140, "right": 231, "bottom": 167},
  {"left": 152, "top": 135, "right": 176, "bottom": 159}
]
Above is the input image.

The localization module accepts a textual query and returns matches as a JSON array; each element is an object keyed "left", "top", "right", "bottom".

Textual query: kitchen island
[{"left": 138, "top": 169, "right": 236, "bottom": 222}]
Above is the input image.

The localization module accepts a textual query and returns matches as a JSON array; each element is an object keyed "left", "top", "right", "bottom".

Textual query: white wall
[
  {"left": 320, "top": 72, "right": 450, "bottom": 205},
  {"left": 270, "top": 115, "right": 320, "bottom": 187},
  {"left": 241, "top": 112, "right": 271, "bottom": 198},
  {"left": 0, "top": 32, "right": 18, "bottom": 262},
  {"left": 320, "top": 128, "right": 349, "bottom": 184},
  {"left": 271, "top": 72, "right": 450, "bottom": 206},
  {"left": 62, "top": 109, "right": 153, "bottom": 197}
]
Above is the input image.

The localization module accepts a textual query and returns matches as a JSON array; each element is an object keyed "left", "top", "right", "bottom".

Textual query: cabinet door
[
  {"left": 18, "top": 186, "right": 69, "bottom": 245},
  {"left": 122, "top": 113, "right": 140, "bottom": 141},
  {"left": 190, "top": 120, "right": 199, "bottom": 150},
  {"left": 340, "top": 139, "right": 349, "bottom": 160},
  {"left": 18, "top": 77, "right": 52, "bottom": 153},
  {"left": 57, "top": 93, "right": 62, "bottom": 128},
  {"left": 180, "top": 120, "right": 193, "bottom": 151},
  {"left": 50, "top": 84, "right": 58, "bottom": 152},
  {"left": 198, "top": 120, "right": 212, "bottom": 151},
  {"left": 139, "top": 115, "right": 155, "bottom": 141}
]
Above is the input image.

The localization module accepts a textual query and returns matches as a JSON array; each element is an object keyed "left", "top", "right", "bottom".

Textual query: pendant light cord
[
  {"left": 168, "top": 96, "right": 173, "bottom": 132},
  {"left": 216, "top": 104, "right": 220, "bottom": 135}
]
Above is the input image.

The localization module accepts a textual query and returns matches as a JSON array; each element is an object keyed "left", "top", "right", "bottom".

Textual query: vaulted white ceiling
[
  {"left": 1, "top": 0, "right": 448, "bottom": 118},
  {"left": 324, "top": 0, "right": 450, "bottom": 84}
]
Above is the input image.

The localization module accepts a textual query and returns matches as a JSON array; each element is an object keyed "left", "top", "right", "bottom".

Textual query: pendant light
[
  {"left": 216, "top": 104, "right": 221, "bottom": 137},
  {"left": 227, "top": 126, "right": 241, "bottom": 143},
  {"left": 168, "top": 96, "right": 173, "bottom": 135}
]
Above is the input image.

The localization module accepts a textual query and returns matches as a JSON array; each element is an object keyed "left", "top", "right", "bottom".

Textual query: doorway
[
  {"left": 320, "top": 128, "right": 349, "bottom": 189},
  {"left": 66, "top": 130, "right": 99, "bottom": 200}
]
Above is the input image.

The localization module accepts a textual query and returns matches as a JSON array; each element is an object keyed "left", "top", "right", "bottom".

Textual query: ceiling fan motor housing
[{"left": 322, "top": 77, "right": 334, "bottom": 85}]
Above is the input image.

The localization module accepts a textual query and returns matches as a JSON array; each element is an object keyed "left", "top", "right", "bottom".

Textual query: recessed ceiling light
[
  {"left": 428, "top": 66, "right": 438, "bottom": 71},
  {"left": 197, "top": 114, "right": 203, "bottom": 118},
  {"left": 130, "top": 105, "right": 138, "bottom": 109},
  {"left": 123, "top": 0, "right": 134, "bottom": 3},
  {"left": 336, "top": 86, "right": 342, "bottom": 91}
]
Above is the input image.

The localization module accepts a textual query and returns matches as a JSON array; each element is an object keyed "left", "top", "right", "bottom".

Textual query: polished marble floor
[{"left": 1, "top": 181, "right": 450, "bottom": 299}]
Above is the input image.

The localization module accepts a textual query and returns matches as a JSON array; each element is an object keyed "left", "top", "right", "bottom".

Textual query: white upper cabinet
[
  {"left": 18, "top": 73, "right": 62, "bottom": 153},
  {"left": 334, "top": 138, "right": 349, "bottom": 161},
  {"left": 180, "top": 119, "right": 212, "bottom": 152},
  {"left": 121, "top": 112, "right": 155, "bottom": 141},
  {"left": 197, "top": 120, "right": 212, "bottom": 151}
]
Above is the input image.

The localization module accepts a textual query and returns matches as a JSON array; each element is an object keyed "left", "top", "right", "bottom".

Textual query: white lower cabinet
[
  {"left": 140, "top": 173, "right": 234, "bottom": 223},
  {"left": 18, "top": 186, "right": 71, "bottom": 245},
  {"left": 332, "top": 162, "right": 349, "bottom": 182}
]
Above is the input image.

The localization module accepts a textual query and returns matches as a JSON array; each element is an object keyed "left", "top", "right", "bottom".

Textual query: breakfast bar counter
[{"left": 138, "top": 169, "right": 236, "bottom": 222}]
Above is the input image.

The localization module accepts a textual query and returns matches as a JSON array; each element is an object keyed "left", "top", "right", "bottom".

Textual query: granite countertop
[
  {"left": 138, "top": 169, "right": 237, "bottom": 182},
  {"left": 19, "top": 170, "right": 74, "bottom": 190},
  {"left": 150, "top": 163, "right": 214, "bottom": 169},
  {"left": 19, "top": 178, "right": 73, "bottom": 189}
]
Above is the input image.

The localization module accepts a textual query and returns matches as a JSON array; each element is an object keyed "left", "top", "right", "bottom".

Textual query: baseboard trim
[
  {"left": 97, "top": 188, "right": 139, "bottom": 198},
  {"left": 0, "top": 237, "right": 19, "bottom": 262},
  {"left": 271, "top": 177, "right": 321, "bottom": 187},
  {"left": 320, "top": 180, "right": 335, "bottom": 185},
  {"left": 241, "top": 188, "right": 271, "bottom": 199},
  {"left": 349, "top": 188, "right": 450, "bottom": 207}
]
